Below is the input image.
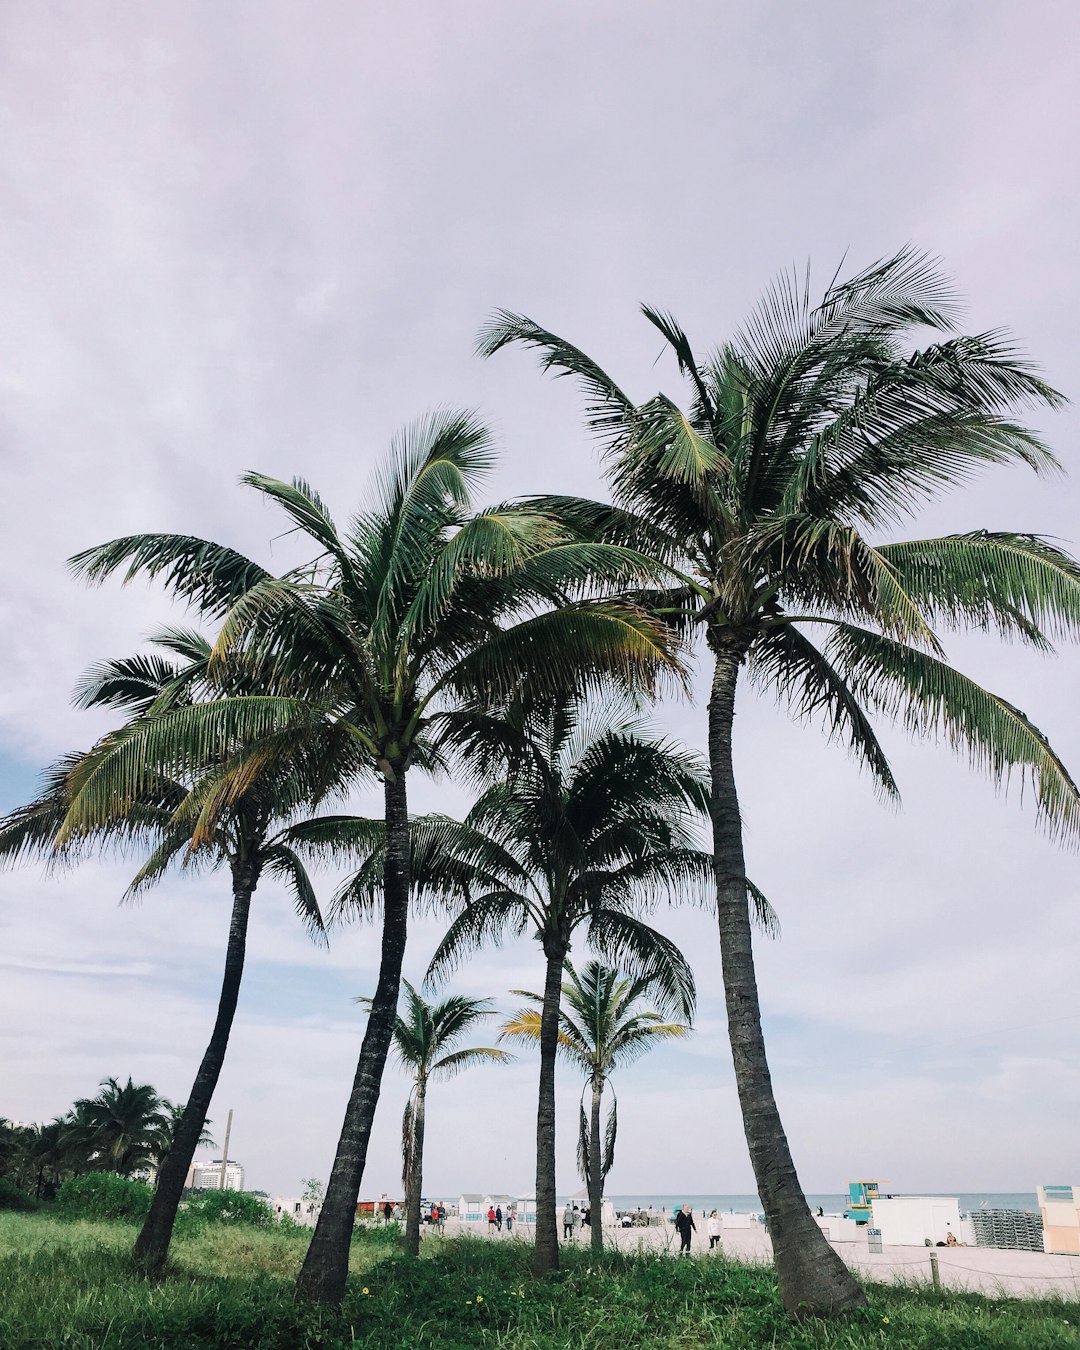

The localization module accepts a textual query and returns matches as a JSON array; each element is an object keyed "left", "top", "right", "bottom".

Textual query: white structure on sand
[{"left": 870, "top": 1195, "right": 961, "bottom": 1247}]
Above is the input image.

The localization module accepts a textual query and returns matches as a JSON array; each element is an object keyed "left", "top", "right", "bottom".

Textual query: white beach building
[
  {"left": 272, "top": 1196, "right": 322, "bottom": 1226},
  {"left": 870, "top": 1195, "right": 961, "bottom": 1246}
]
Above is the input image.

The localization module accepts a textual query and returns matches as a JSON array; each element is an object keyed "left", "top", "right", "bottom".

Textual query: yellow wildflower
[
  {"left": 476, "top": 1295, "right": 484, "bottom": 1304},
  {"left": 882, "top": 1316, "right": 890, "bottom": 1324}
]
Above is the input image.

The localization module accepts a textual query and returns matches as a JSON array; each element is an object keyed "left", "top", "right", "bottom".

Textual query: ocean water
[{"left": 603, "top": 1192, "right": 1040, "bottom": 1216}]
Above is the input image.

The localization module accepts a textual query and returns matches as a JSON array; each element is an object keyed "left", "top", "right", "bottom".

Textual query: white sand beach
[{"left": 436, "top": 1217, "right": 1080, "bottom": 1300}]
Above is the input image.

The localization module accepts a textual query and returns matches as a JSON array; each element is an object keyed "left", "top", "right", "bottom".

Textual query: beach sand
[{"left": 438, "top": 1217, "right": 1080, "bottom": 1299}]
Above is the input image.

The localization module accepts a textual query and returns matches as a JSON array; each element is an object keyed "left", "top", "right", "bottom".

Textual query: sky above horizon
[{"left": 3, "top": 1, "right": 1079, "bottom": 1201}]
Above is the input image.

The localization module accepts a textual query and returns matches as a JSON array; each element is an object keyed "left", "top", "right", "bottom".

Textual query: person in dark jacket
[{"left": 674, "top": 1204, "right": 696, "bottom": 1254}]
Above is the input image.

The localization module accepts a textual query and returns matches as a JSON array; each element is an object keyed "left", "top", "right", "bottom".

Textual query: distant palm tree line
[
  {"left": 0, "top": 1078, "right": 214, "bottom": 1198},
  {"left": 4, "top": 248, "right": 1080, "bottom": 1320}
]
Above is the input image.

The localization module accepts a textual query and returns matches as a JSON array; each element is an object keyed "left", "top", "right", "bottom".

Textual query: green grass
[{"left": 0, "top": 1213, "right": 1077, "bottom": 1349}]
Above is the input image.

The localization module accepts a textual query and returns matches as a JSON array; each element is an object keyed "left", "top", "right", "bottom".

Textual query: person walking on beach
[
  {"left": 707, "top": 1210, "right": 722, "bottom": 1250},
  {"left": 382, "top": 1201, "right": 393, "bottom": 1225},
  {"left": 495, "top": 1205, "right": 503, "bottom": 1232},
  {"left": 674, "top": 1204, "right": 696, "bottom": 1254},
  {"left": 506, "top": 1208, "right": 514, "bottom": 1233},
  {"left": 487, "top": 1206, "right": 497, "bottom": 1233}
]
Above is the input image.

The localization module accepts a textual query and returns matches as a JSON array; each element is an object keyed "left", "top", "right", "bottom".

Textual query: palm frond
[
  {"left": 476, "top": 311, "right": 635, "bottom": 447},
  {"left": 262, "top": 843, "right": 327, "bottom": 944},
  {"left": 429, "top": 1047, "right": 514, "bottom": 1080},
  {"left": 877, "top": 533, "right": 1080, "bottom": 647},
  {"left": 69, "top": 534, "right": 270, "bottom": 618},
  {"left": 829, "top": 623, "right": 1080, "bottom": 841},
  {"left": 749, "top": 623, "right": 898, "bottom": 799}
]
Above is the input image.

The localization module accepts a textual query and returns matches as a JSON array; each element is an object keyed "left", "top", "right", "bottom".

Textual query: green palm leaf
[{"left": 829, "top": 623, "right": 1080, "bottom": 840}]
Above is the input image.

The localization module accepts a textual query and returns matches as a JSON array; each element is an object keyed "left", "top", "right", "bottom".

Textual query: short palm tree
[
  {"left": 479, "top": 248, "right": 1080, "bottom": 1313},
  {"left": 359, "top": 980, "right": 511, "bottom": 1257},
  {"left": 66, "top": 410, "right": 678, "bottom": 1304},
  {"left": 426, "top": 695, "right": 714, "bottom": 1275},
  {"left": 501, "top": 959, "right": 690, "bottom": 1254},
  {"left": 0, "top": 631, "right": 351, "bottom": 1270},
  {"left": 71, "top": 1077, "right": 171, "bottom": 1177}
]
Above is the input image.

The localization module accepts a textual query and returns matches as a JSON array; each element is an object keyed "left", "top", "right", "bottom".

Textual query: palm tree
[
  {"left": 157, "top": 1104, "right": 216, "bottom": 1175},
  {"left": 425, "top": 696, "right": 718, "bottom": 1275},
  {"left": 65, "top": 410, "right": 678, "bottom": 1304},
  {"left": 0, "top": 631, "right": 350, "bottom": 1270},
  {"left": 360, "top": 980, "right": 511, "bottom": 1257},
  {"left": 71, "top": 1078, "right": 171, "bottom": 1177},
  {"left": 479, "top": 248, "right": 1080, "bottom": 1313},
  {"left": 501, "top": 959, "right": 690, "bottom": 1254}
]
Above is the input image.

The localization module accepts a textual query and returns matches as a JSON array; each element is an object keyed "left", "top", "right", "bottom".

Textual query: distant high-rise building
[{"left": 185, "top": 1159, "right": 245, "bottom": 1191}]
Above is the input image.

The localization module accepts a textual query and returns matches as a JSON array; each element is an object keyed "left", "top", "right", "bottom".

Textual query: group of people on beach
[
  {"left": 673, "top": 1205, "right": 724, "bottom": 1253},
  {"left": 561, "top": 1203, "right": 592, "bottom": 1238},
  {"left": 486, "top": 1204, "right": 514, "bottom": 1233}
]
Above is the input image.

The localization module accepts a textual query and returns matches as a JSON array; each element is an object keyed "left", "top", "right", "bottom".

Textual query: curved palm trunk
[
  {"left": 296, "top": 773, "right": 410, "bottom": 1305},
  {"left": 133, "top": 858, "right": 258, "bottom": 1269},
  {"left": 533, "top": 936, "right": 567, "bottom": 1276},
  {"left": 709, "top": 642, "right": 865, "bottom": 1317},
  {"left": 403, "top": 1080, "right": 426, "bottom": 1257},
  {"left": 588, "top": 1071, "right": 604, "bottom": 1254}
]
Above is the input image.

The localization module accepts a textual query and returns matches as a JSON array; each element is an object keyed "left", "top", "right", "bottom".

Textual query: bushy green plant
[
  {"left": 56, "top": 1172, "right": 151, "bottom": 1221},
  {"left": 183, "top": 1189, "right": 273, "bottom": 1227},
  {"left": 0, "top": 1178, "right": 38, "bottom": 1212}
]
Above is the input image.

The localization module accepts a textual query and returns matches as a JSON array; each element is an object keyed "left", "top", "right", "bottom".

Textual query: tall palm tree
[
  {"left": 479, "top": 248, "right": 1080, "bottom": 1313},
  {"left": 501, "top": 959, "right": 690, "bottom": 1254},
  {"left": 425, "top": 696, "right": 717, "bottom": 1275},
  {"left": 0, "top": 630, "right": 350, "bottom": 1270},
  {"left": 65, "top": 410, "right": 678, "bottom": 1304},
  {"left": 71, "top": 1078, "right": 171, "bottom": 1177},
  {"left": 359, "top": 980, "right": 511, "bottom": 1257}
]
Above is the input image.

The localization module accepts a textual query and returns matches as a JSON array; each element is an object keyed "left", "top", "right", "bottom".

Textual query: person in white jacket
[{"left": 707, "top": 1209, "right": 722, "bottom": 1250}]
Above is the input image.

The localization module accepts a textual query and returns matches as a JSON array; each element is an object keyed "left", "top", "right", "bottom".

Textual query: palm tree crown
[{"left": 71, "top": 1078, "right": 171, "bottom": 1178}]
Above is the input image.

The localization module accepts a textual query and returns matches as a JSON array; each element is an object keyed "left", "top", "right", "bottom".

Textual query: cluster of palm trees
[
  {"left": 0, "top": 1078, "right": 212, "bottom": 1198},
  {"left": 4, "top": 249, "right": 1080, "bottom": 1318}
]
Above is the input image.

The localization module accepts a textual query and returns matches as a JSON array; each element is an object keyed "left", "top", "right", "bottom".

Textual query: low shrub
[
  {"left": 0, "top": 1178, "right": 38, "bottom": 1212},
  {"left": 56, "top": 1172, "right": 151, "bottom": 1221},
  {"left": 183, "top": 1189, "right": 274, "bottom": 1228}
]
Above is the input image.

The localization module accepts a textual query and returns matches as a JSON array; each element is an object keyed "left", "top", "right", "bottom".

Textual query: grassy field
[{"left": 1, "top": 1212, "right": 1078, "bottom": 1349}]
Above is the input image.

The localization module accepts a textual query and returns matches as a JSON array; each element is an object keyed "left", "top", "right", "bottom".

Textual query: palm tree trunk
[
  {"left": 708, "top": 641, "right": 865, "bottom": 1317},
  {"left": 533, "top": 936, "right": 566, "bottom": 1276},
  {"left": 588, "top": 1072, "right": 603, "bottom": 1254},
  {"left": 133, "top": 858, "right": 258, "bottom": 1269},
  {"left": 403, "top": 1080, "right": 426, "bottom": 1258},
  {"left": 296, "top": 772, "right": 411, "bottom": 1305}
]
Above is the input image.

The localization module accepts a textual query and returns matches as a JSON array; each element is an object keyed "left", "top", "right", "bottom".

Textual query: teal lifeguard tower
[{"left": 845, "top": 1180, "right": 882, "bottom": 1225}]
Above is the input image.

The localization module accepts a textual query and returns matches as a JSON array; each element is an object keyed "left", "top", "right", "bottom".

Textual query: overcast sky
[{"left": 3, "top": 0, "right": 1079, "bottom": 1202}]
